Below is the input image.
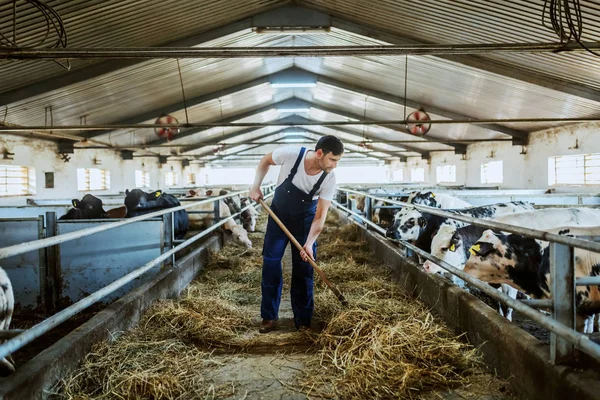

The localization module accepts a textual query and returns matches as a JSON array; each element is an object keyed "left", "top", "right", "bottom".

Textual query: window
[
  {"left": 135, "top": 170, "right": 150, "bottom": 188},
  {"left": 392, "top": 169, "right": 404, "bottom": 182},
  {"left": 436, "top": 165, "right": 456, "bottom": 183},
  {"left": 77, "top": 168, "right": 110, "bottom": 191},
  {"left": 548, "top": 153, "right": 600, "bottom": 186},
  {"left": 165, "top": 171, "right": 179, "bottom": 186},
  {"left": 186, "top": 173, "right": 196, "bottom": 186},
  {"left": 0, "top": 165, "right": 35, "bottom": 196},
  {"left": 480, "top": 161, "right": 503, "bottom": 184},
  {"left": 410, "top": 167, "right": 425, "bottom": 182}
]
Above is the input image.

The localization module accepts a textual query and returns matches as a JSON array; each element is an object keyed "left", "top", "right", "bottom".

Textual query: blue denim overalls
[{"left": 261, "top": 147, "right": 328, "bottom": 328}]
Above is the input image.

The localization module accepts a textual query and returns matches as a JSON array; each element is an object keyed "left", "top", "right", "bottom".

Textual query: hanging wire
[
  {"left": 403, "top": 55, "right": 408, "bottom": 121},
  {"left": 176, "top": 59, "right": 190, "bottom": 126},
  {"left": 1, "top": 0, "right": 70, "bottom": 68},
  {"left": 542, "top": 0, "right": 600, "bottom": 57}
]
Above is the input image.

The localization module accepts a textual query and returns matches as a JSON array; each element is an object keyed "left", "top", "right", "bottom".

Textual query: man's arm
[
  {"left": 301, "top": 198, "right": 331, "bottom": 261},
  {"left": 249, "top": 152, "right": 276, "bottom": 201}
]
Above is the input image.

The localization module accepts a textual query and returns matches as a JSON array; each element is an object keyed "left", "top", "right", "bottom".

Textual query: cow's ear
[
  {"left": 155, "top": 191, "right": 162, "bottom": 198},
  {"left": 450, "top": 235, "right": 460, "bottom": 251},
  {"left": 125, "top": 189, "right": 130, "bottom": 195},
  {"left": 72, "top": 199, "right": 81, "bottom": 208},
  {"left": 187, "top": 189, "right": 196, "bottom": 197},
  {"left": 219, "top": 190, "right": 228, "bottom": 196},
  {"left": 418, "top": 216, "right": 427, "bottom": 228},
  {"left": 206, "top": 190, "right": 213, "bottom": 196},
  {"left": 426, "top": 191, "right": 435, "bottom": 198},
  {"left": 225, "top": 228, "right": 233, "bottom": 236},
  {"left": 469, "top": 242, "right": 495, "bottom": 257}
]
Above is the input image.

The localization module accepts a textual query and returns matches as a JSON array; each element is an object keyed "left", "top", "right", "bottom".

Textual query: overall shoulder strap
[
  {"left": 308, "top": 171, "right": 329, "bottom": 198},
  {"left": 287, "top": 147, "right": 306, "bottom": 180}
]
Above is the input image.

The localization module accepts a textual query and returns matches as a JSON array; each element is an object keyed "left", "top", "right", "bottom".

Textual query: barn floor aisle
[{"left": 53, "top": 211, "right": 515, "bottom": 400}]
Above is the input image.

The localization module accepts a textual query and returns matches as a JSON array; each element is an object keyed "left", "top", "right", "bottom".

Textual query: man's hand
[
  {"left": 300, "top": 241, "right": 314, "bottom": 262},
  {"left": 249, "top": 186, "right": 263, "bottom": 202}
]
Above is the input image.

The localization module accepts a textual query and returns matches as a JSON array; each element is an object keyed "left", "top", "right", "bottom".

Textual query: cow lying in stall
[
  {"left": 0, "top": 267, "right": 14, "bottom": 377},
  {"left": 59, "top": 194, "right": 109, "bottom": 220},
  {"left": 124, "top": 189, "right": 189, "bottom": 240},
  {"left": 185, "top": 190, "right": 252, "bottom": 248}
]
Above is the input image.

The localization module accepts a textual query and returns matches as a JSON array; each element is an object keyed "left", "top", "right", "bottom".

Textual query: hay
[{"left": 56, "top": 207, "right": 506, "bottom": 400}]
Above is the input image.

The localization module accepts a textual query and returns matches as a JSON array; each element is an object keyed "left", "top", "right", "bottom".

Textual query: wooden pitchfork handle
[{"left": 258, "top": 199, "right": 349, "bottom": 306}]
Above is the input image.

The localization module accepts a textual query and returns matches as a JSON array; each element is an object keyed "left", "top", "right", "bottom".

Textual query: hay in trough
[{"left": 57, "top": 207, "right": 509, "bottom": 400}]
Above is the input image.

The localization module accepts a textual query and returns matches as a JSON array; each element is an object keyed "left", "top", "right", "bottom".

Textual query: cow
[
  {"left": 205, "top": 188, "right": 243, "bottom": 216},
  {"left": 240, "top": 197, "right": 258, "bottom": 233},
  {"left": 408, "top": 191, "right": 471, "bottom": 209},
  {"left": 386, "top": 201, "right": 534, "bottom": 254},
  {"left": 125, "top": 189, "right": 189, "bottom": 240},
  {"left": 59, "top": 194, "right": 109, "bottom": 220},
  {"left": 372, "top": 200, "right": 398, "bottom": 227},
  {"left": 0, "top": 267, "right": 15, "bottom": 377},
  {"left": 186, "top": 193, "right": 252, "bottom": 248},
  {"left": 422, "top": 224, "right": 519, "bottom": 320},
  {"left": 464, "top": 227, "right": 600, "bottom": 332},
  {"left": 106, "top": 206, "right": 127, "bottom": 219},
  {"left": 424, "top": 208, "right": 600, "bottom": 275}
]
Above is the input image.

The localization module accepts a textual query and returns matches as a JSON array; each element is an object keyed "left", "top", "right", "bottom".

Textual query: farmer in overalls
[{"left": 249, "top": 136, "right": 344, "bottom": 333}]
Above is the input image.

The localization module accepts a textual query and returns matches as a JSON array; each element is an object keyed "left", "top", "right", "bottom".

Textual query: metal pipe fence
[
  {"left": 335, "top": 188, "right": 600, "bottom": 365},
  {"left": 0, "top": 185, "right": 275, "bottom": 361}
]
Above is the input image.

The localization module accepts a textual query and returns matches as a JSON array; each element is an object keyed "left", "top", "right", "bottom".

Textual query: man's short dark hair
[{"left": 316, "top": 135, "right": 344, "bottom": 156}]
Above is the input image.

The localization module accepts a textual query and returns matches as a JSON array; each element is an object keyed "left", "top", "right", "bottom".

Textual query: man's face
[{"left": 317, "top": 149, "right": 342, "bottom": 173}]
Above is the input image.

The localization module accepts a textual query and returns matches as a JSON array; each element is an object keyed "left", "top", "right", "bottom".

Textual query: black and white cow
[
  {"left": 59, "top": 194, "right": 109, "bottom": 220},
  {"left": 464, "top": 227, "right": 600, "bottom": 332},
  {"left": 0, "top": 267, "right": 14, "bottom": 377},
  {"left": 240, "top": 197, "right": 258, "bottom": 233},
  {"left": 386, "top": 201, "right": 534, "bottom": 253},
  {"left": 423, "top": 224, "right": 519, "bottom": 320},
  {"left": 125, "top": 189, "right": 189, "bottom": 240},
  {"left": 407, "top": 191, "right": 471, "bottom": 209}
]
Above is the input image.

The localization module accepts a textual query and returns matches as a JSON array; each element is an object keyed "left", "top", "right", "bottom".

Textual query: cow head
[
  {"left": 225, "top": 225, "right": 253, "bottom": 248},
  {"left": 423, "top": 225, "right": 462, "bottom": 274},
  {"left": 65, "top": 194, "right": 108, "bottom": 219},
  {"left": 385, "top": 207, "right": 427, "bottom": 241},
  {"left": 409, "top": 191, "right": 438, "bottom": 208},
  {"left": 464, "top": 230, "right": 514, "bottom": 283}
]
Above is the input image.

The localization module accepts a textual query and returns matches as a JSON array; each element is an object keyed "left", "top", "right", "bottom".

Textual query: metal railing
[
  {"left": 335, "top": 188, "right": 600, "bottom": 365},
  {"left": 0, "top": 185, "right": 275, "bottom": 362}
]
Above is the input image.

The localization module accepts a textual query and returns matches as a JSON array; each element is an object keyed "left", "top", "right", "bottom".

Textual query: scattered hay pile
[{"left": 56, "top": 208, "right": 505, "bottom": 399}]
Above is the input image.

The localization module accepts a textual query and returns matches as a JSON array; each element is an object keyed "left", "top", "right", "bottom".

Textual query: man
[{"left": 249, "top": 135, "right": 344, "bottom": 333}]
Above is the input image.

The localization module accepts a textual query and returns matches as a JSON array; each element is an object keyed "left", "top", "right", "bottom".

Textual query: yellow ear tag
[
  {"left": 431, "top": 193, "right": 435, "bottom": 198},
  {"left": 155, "top": 191, "right": 162, "bottom": 197},
  {"left": 469, "top": 243, "right": 481, "bottom": 256},
  {"left": 72, "top": 200, "right": 77, "bottom": 207},
  {"left": 449, "top": 243, "right": 456, "bottom": 252}
]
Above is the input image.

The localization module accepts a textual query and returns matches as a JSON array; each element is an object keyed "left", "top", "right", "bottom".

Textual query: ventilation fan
[
  {"left": 154, "top": 114, "right": 180, "bottom": 141},
  {"left": 405, "top": 109, "right": 431, "bottom": 136}
]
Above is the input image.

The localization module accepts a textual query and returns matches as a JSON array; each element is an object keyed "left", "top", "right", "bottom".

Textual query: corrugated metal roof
[
  {"left": 2, "top": 1, "right": 600, "bottom": 166},
  {"left": 300, "top": 0, "right": 600, "bottom": 90},
  {"left": 0, "top": 0, "right": 287, "bottom": 92}
]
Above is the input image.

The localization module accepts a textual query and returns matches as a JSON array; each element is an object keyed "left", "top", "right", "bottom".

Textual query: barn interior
[{"left": 1, "top": 1, "right": 600, "bottom": 399}]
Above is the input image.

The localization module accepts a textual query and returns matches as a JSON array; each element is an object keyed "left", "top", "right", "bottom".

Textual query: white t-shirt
[{"left": 271, "top": 146, "right": 337, "bottom": 201}]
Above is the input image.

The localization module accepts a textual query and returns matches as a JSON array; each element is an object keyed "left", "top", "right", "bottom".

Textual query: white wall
[
  {"left": 0, "top": 135, "right": 161, "bottom": 205},
  {"left": 428, "top": 122, "right": 600, "bottom": 191}
]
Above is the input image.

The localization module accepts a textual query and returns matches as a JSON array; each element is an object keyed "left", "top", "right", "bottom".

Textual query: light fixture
[
  {"left": 271, "top": 82, "right": 317, "bottom": 88},
  {"left": 254, "top": 27, "right": 330, "bottom": 35},
  {"left": 276, "top": 108, "right": 310, "bottom": 113}
]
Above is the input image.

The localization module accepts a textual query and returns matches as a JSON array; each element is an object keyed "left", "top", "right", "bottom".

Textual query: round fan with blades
[
  {"left": 405, "top": 109, "right": 431, "bottom": 136},
  {"left": 154, "top": 114, "right": 180, "bottom": 141}
]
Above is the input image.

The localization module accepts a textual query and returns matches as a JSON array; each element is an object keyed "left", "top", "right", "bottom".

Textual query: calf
[
  {"left": 125, "top": 189, "right": 189, "bottom": 240},
  {"left": 0, "top": 267, "right": 15, "bottom": 377},
  {"left": 464, "top": 227, "right": 600, "bottom": 332},
  {"left": 386, "top": 201, "right": 534, "bottom": 253},
  {"left": 186, "top": 194, "right": 252, "bottom": 248},
  {"left": 423, "top": 224, "right": 518, "bottom": 320},
  {"left": 408, "top": 191, "right": 471, "bottom": 209},
  {"left": 59, "top": 194, "right": 108, "bottom": 220}
]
